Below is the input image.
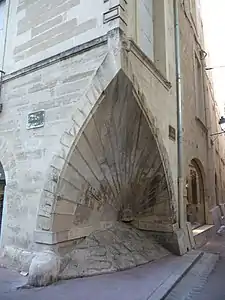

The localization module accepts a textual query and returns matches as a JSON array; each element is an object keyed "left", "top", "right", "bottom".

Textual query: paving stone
[
  {"left": 60, "top": 222, "right": 170, "bottom": 280},
  {"left": 0, "top": 250, "right": 202, "bottom": 300},
  {"left": 164, "top": 252, "right": 219, "bottom": 300}
]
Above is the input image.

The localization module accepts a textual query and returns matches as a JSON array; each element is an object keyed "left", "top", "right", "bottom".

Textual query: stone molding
[
  {"left": 2, "top": 33, "right": 110, "bottom": 84},
  {"left": 124, "top": 39, "right": 172, "bottom": 91},
  {"left": 35, "top": 69, "right": 176, "bottom": 246}
]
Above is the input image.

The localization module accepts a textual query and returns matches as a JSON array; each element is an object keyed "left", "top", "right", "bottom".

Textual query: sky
[{"left": 201, "top": 0, "right": 225, "bottom": 114}]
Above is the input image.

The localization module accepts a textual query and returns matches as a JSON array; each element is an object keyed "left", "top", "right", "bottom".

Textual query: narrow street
[
  {"left": 0, "top": 253, "right": 199, "bottom": 300},
  {"left": 191, "top": 258, "right": 225, "bottom": 300},
  {"left": 165, "top": 233, "right": 225, "bottom": 300},
  {"left": 0, "top": 234, "right": 225, "bottom": 300},
  {"left": 190, "top": 235, "right": 225, "bottom": 300}
]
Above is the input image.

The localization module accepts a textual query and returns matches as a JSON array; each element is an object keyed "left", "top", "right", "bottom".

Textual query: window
[
  {"left": 194, "top": 54, "right": 206, "bottom": 124},
  {"left": 189, "top": 0, "right": 202, "bottom": 35},
  {"left": 0, "top": 0, "right": 6, "bottom": 66},
  {"left": 0, "top": 0, "right": 5, "bottom": 33},
  {"left": 137, "top": 0, "right": 154, "bottom": 61},
  {"left": 131, "top": 0, "right": 168, "bottom": 78},
  {"left": 189, "top": 0, "right": 197, "bottom": 22}
]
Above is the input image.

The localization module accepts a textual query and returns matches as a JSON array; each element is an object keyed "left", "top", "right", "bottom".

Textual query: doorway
[
  {"left": 215, "top": 173, "right": 219, "bottom": 206},
  {"left": 0, "top": 163, "right": 5, "bottom": 233},
  {"left": 186, "top": 160, "right": 205, "bottom": 229}
]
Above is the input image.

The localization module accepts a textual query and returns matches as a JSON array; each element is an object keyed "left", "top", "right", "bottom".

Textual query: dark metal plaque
[
  {"left": 169, "top": 125, "right": 176, "bottom": 141},
  {"left": 27, "top": 110, "right": 45, "bottom": 129}
]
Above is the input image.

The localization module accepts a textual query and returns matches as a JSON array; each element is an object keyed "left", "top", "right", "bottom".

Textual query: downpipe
[{"left": 173, "top": 0, "right": 185, "bottom": 229}]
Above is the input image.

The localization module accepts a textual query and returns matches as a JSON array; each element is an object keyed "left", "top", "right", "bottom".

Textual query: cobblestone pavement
[
  {"left": 189, "top": 235, "right": 225, "bottom": 300},
  {"left": 1, "top": 235, "right": 225, "bottom": 300},
  {"left": 165, "top": 234, "right": 225, "bottom": 300},
  {"left": 0, "top": 252, "right": 201, "bottom": 300},
  {"left": 190, "top": 258, "right": 225, "bottom": 300},
  {"left": 0, "top": 255, "right": 174, "bottom": 300}
]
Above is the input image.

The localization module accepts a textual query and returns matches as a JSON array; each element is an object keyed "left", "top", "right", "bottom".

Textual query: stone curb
[{"left": 147, "top": 251, "right": 204, "bottom": 300}]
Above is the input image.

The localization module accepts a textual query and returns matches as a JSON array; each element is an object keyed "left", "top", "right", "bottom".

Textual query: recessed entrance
[
  {"left": 215, "top": 173, "right": 219, "bottom": 206},
  {"left": 186, "top": 159, "right": 205, "bottom": 229}
]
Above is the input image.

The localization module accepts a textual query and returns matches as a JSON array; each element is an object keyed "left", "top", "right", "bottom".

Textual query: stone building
[
  {"left": 0, "top": 0, "right": 224, "bottom": 285},
  {"left": 180, "top": 0, "right": 225, "bottom": 244}
]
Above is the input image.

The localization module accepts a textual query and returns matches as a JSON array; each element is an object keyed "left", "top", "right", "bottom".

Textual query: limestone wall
[
  {"left": 0, "top": 0, "right": 185, "bottom": 263},
  {"left": 180, "top": 1, "right": 225, "bottom": 223},
  {"left": 0, "top": 41, "right": 111, "bottom": 249},
  {"left": 2, "top": 0, "right": 126, "bottom": 73}
]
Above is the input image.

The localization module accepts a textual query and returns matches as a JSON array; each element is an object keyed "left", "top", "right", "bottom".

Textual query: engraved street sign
[{"left": 27, "top": 110, "right": 45, "bottom": 129}]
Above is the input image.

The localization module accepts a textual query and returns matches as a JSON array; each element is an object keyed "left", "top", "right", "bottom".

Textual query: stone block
[
  {"left": 38, "top": 216, "right": 52, "bottom": 231},
  {"left": 34, "top": 230, "right": 70, "bottom": 245},
  {"left": 85, "top": 85, "right": 100, "bottom": 106},
  {"left": 220, "top": 203, "right": 225, "bottom": 216},
  {"left": 51, "top": 155, "right": 66, "bottom": 171},
  {"left": 60, "top": 131, "right": 75, "bottom": 149},
  {"left": 57, "top": 177, "right": 81, "bottom": 203},
  {"left": 34, "top": 230, "right": 55, "bottom": 245},
  {"left": 15, "top": 18, "right": 78, "bottom": 55},
  {"left": 68, "top": 225, "right": 95, "bottom": 240},
  {"left": 186, "top": 222, "right": 196, "bottom": 249},
  {"left": 28, "top": 251, "right": 61, "bottom": 287},
  {"left": 62, "top": 70, "right": 95, "bottom": 84},
  {"left": 55, "top": 200, "right": 77, "bottom": 215},
  {"left": 132, "top": 220, "right": 178, "bottom": 233},
  {"left": 32, "top": 15, "right": 64, "bottom": 38},
  {"left": 52, "top": 214, "right": 74, "bottom": 232},
  {"left": 148, "top": 228, "right": 190, "bottom": 255},
  {"left": 38, "top": 205, "right": 52, "bottom": 219},
  {"left": 210, "top": 206, "right": 222, "bottom": 231}
]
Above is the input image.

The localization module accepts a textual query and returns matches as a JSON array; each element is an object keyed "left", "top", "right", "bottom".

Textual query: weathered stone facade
[
  {"left": 180, "top": 1, "right": 225, "bottom": 231},
  {"left": 0, "top": 0, "right": 223, "bottom": 286}
]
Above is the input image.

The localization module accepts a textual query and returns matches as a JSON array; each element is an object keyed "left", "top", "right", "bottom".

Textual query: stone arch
[
  {"left": 186, "top": 158, "right": 206, "bottom": 227},
  {"left": 215, "top": 172, "right": 219, "bottom": 206},
  {"left": 0, "top": 137, "right": 17, "bottom": 180},
  {"left": 0, "top": 138, "right": 17, "bottom": 244},
  {"left": 35, "top": 71, "right": 176, "bottom": 245}
]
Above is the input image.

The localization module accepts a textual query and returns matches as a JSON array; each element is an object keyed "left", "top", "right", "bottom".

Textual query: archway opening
[
  {"left": 0, "top": 162, "right": 5, "bottom": 233},
  {"left": 186, "top": 159, "right": 205, "bottom": 229}
]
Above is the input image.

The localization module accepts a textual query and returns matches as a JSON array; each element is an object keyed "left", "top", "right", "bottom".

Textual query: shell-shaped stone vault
[{"left": 52, "top": 74, "right": 173, "bottom": 239}]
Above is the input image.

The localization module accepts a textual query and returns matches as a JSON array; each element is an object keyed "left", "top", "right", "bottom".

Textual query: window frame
[
  {"left": 194, "top": 50, "right": 206, "bottom": 125},
  {"left": 128, "top": 0, "right": 168, "bottom": 79}
]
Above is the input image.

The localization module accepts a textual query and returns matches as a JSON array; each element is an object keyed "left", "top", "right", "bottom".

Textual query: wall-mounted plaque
[
  {"left": 27, "top": 110, "right": 45, "bottom": 130},
  {"left": 169, "top": 125, "right": 176, "bottom": 141}
]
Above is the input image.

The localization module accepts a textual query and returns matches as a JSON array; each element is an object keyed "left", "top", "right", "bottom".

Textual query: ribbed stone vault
[{"left": 53, "top": 74, "right": 172, "bottom": 238}]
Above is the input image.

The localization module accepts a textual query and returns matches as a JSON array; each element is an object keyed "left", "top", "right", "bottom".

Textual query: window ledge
[
  {"left": 125, "top": 39, "right": 172, "bottom": 91},
  {"left": 195, "top": 116, "right": 208, "bottom": 133}
]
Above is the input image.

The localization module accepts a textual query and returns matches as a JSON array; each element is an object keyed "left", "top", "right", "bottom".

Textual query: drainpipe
[
  {"left": 173, "top": 0, "right": 184, "bottom": 228},
  {"left": 0, "top": 70, "right": 4, "bottom": 113}
]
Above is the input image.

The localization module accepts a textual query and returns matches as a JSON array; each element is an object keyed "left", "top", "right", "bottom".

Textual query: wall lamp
[
  {"left": 210, "top": 116, "right": 225, "bottom": 137},
  {"left": 206, "top": 66, "right": 225, "bottom": 71}
]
